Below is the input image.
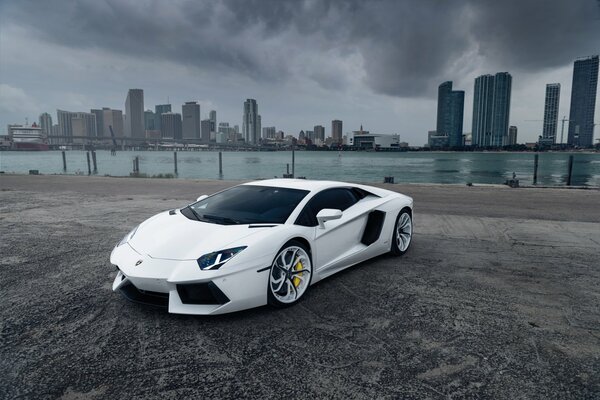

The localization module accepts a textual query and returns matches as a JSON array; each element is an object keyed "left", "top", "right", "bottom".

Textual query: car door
[{"left": 295, "top": 188, "right": 367, "bottom": 274}]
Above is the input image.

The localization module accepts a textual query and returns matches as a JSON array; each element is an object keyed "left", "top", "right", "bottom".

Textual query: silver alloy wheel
[
  {"left": 269, "top": 246, "right": 312, "bottom": 304},
  {"left": 396, "top": 212, "right": 412, "bottom": 252}
]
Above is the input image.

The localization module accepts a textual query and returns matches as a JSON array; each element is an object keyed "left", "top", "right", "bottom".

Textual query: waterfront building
[
  {"left": 542, "top": 83, "right": 561, "bottom": 144},
  {"left": 436, "top": 81, "right": 465, "bottom": 148},
  {"left": 154, "top": 104, "right": 171, "bottom": 134},
  {"left": 314, "top": 125, "right": 325, "bottom": 142},
  {"left": 508, "top": 126, "right": 518, "bottom": 145},
  {"left": 472, "top": 72, "right": 512, "bottom": 147},
  {"left": 201, "top": 119, "right": 211, "bottom": 143},
  {"left": 332, "top": 120, "right": 343, "bottom": 144},
  {"left": 160, "top": 112, "right": 182, "bottom": 139},
  {"left": 182, "top": 101, "right": 201, "bottom": 139},
  {"left": 56, "top": 110, "right": 97, "bottom": 142},
  {"left": 568, "top": 55, "right": 599, "bottom": 147},
  {"left": 209, "top": 110, "right": 217, "bottom": 134},
  {"left": 124, "top": 89, "right": 144, "bottom": 138},
  {"left": 350, "top": 132, "right": 400, "bottom": 149},
  {"left": 243, "top": 99, "right": 259, "bottom": 144},
  {"left": 262, "top": 126, "right": 276, "bottom": 139},
  {"left": 144, "top": 110, "right": 155, "bottom": 131},
  {"left": 427, "top": 130, "right": 449, "bottom": 148},
  {"left": 39, "top": 113, "right": 52, "bottom": 137},
  {"left": 90, "top": 108, "right": 124, "bottom": 139}
]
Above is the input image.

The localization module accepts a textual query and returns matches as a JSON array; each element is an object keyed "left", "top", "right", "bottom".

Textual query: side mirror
[
  {"left": 196, "top": 195, "right": 208, "bottom": 202},
  {"left": 316, "top": 208, "right": 343, "bottom": 229}
]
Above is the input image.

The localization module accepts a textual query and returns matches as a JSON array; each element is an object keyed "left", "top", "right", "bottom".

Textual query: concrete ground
[{"left": 1, "top": 174, "right": 599, "bottom": 399}]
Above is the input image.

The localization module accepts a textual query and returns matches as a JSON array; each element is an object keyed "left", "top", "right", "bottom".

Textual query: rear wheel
[
  {"left": 268, "top": 240, "right": 312, "bottom": 307},
  {"left": 391, "top": 209, "right": 412, "bottom": 255}
]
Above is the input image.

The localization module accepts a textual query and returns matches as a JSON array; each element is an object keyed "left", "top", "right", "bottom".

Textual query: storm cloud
[{"left": 3, "top": 0, "right": 599, "bottom": 96}]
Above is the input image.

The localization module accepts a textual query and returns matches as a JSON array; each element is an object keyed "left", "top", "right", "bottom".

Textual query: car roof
[{"left": 242, "top": 178, "right": 393, "bottom": 197}]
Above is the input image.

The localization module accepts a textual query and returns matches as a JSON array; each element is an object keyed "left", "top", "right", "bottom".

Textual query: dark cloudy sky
[{"left": 1, "top": 0, "right": 599, "bottom": 144}]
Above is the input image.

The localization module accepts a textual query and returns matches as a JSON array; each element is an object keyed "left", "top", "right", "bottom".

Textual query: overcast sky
[{"left": 1, "top": 0, "right": 599, "bottom": 144}]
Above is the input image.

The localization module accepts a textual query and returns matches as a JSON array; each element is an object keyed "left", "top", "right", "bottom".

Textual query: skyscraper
[
  {"left": 144, "top": 110, "right": 155, "bottom": 131},
  {"left": 154, "top": 104, "right": 171, "bottom": 134},
  {"left": 332, "top": 120, "right": 343, "bottom": 144},
  {"left": 209, "top": 110, "right": 217, "bottom": 134},
  {"left": 243, "top": 99, "right": 259, "bottom": 144},
  {"left": 472, "top": 72, "right": 512, "bottom": 147},
  {"left": 161, "top": 112, "right": 182, "bottom": 139},
  {"left": 182, "top": 102, "right": 201, "bottom": 139},
  {"left": 568, "top": 55, "right": 599, "bottom": 147},
  {"left": 262, "top": 126, "right": 276, "bottom": 139},
  {"left": 57, "top": 110, "right": 97, "bottom": 142},
  {"left": 39, "top": 113, "right": 52, "bottom": 137},
  {"left": 491, "top": 72, "right": 512, "bottom": 147},
  {"left": 124, "top": 89, "right": 144, "bottom": 138},
  {"left": 201, "top": 119, "right": 211, "bottom": 143},
  {"left": 508, "top": 126, "right": 518, "bottom": 145},
  {"left": 542, "top": 83, "right": 561, "bottom": 144},
  {"left": 436, "top": 81, "right": 464, "bottom": 148},
  {"left": 313, "top": 125, "right": 325, "bottom": 142}
]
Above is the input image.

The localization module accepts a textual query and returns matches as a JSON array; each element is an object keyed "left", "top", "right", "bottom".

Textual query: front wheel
[
  {"left": 268, "top": 240, "right": 312, "bottom": 307},
  {"left": 391, "top": 209, "right": 412, "bottom": 256}
]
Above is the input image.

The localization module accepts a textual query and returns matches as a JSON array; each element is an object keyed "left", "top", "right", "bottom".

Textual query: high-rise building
[
  {"left": 154, "top": 104, "right": 171, "bottom": 133},
  {"left": 332, "top": 120, "right": 343, "bottom": 144},
  {"left": 56, "top": 110, "right": 97, "bottom": 142},
  {"left": 542, "top": 83, "right": 561, "bottom": 144},
  {"left": 243, "top": 99, "right": 259, "bottom": 144},
  {"left": 508, "top": 126, "right": 518, "bottom": 145},
  {"left": 262, "top": 126, "right": 276, "bottom": 139},
  {"left": 314, "top": 125, "right": 325, "bottom": 142},
  {"left": 182, "top": 102, "right": 201, "bottom": 139},
  {"left": 209, "top": 110, "right": 217, "bottom": 133},
  {"left": 491, "top": 72, "right": 512, "bottom": 147},
  {"left": 472, "top": 72, "right": 512, "bottom": 147},
  {"left": 436, "top": 81, "right": 464, "bottom": 148},
  {"left": 39, "top": 113, "right": 52, "bottom": 137},
  {"left": 144, "top": 110, "right": 155, "bottom": 131},
  {"left": 161, "top": 112, "right": 182, "bottom": 139},
  {"left": 90, "top": 108, "right": 124, "bottom": 138},
  {"left": 124, "top": 89, "right": 144, "bottom": 138},
  {"left": 568, "top": 55, "right": 599, "bottom": 147},
  {"left": 201, "top": 119, "right": 211, "bottom": 143}
]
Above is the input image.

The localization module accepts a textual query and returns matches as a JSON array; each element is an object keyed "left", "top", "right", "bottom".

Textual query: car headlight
[
  {"left": 117, "top": 225, "right": 139, "bottom": 247},
  {"left": 197, "top": 246, "right": 247, "bottom": 270}
]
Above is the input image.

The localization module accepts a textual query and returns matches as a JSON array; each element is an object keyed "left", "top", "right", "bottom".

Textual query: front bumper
[{"left": 111, "top": 243, "right": 272, "bottom": 315}]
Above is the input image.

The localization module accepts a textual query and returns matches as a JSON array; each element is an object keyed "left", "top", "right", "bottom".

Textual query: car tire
[
  {"left": 391, "top": 208, "right": 412, "bottom": 256},
  {"left": 267, "top": 240, "right": 313, "bottom": 308}
]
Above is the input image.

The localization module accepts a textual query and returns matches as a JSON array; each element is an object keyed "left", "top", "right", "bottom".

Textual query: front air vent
[
  {"left": 177, "top": 282, "right": 230, "bottom": 305},
  {"left": 169, "top": 209, "right": 177, "bottom": 215}
]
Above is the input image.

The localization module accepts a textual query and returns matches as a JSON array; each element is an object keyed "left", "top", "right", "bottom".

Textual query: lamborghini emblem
[{"left": 135, "top": 260, "right": 143, "bottom": 266}]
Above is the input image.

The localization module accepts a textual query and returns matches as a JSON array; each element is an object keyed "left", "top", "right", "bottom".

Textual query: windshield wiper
[
  {"left": 201, "top": 214, "right": 241, "bottom": 225},
  {"left": 185, "top": 206, "right": 202, "bottom": 221}
]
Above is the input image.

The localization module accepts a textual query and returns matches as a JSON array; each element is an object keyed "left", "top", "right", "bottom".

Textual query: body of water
[{"left": 1, "top": 150, "right": 599, "bottom": 186}]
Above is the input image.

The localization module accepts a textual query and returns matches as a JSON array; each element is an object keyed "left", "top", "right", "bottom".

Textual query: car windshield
[{"left": 183, "top": 185, "right": 309, "bottom": 225}]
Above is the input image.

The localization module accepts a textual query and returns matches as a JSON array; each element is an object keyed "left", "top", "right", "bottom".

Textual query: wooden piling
[
  {"left": 533, "top": 153, "right": 538, "bottom": 185},
  {"left": 62, "top": 151, "right": 67, "bottom": 171},
  {"left": 86, "top": 152, "right": 91, "bottom": 175},
  {"left": 566, "top": 155, "right": 574, "bottom": 186},
  {"left": 174, "top": 151, "right": 178, "bottom": 175}
]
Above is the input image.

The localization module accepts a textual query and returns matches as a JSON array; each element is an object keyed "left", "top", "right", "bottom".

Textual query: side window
[{"left": 295, "top": 188, "right": 359, "bottom": 227}]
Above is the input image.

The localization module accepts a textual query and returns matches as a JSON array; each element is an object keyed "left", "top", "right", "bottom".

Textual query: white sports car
[{"left": 111, "top": 179, "right": 413, "bottom": 315}]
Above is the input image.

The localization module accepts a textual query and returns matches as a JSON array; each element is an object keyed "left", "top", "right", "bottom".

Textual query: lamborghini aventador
[{"left": 111, "top": 179, "right": 413, "bottom": 314}]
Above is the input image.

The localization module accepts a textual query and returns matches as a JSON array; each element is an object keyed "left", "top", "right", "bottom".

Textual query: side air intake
[{"left": 361, "top": 210, "right": 386, "bottom": 245}]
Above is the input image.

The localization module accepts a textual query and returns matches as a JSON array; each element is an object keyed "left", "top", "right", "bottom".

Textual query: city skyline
[{"left": 1, "top": 1, "right": 599, "bottom": 145}]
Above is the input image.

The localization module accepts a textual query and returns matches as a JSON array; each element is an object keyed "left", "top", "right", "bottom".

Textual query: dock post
[
  {"left": 62, "top": 151, "right": 67, "bottom": 171},
  {"left": 533, "top": 153, "right": 538, "bottom": 185},
  {"left": 566, "top": 155, "right": 574, "bottom": 186},
  {"left": 287, "top": 163, "right": 290, "bottom": 174},
  {"left": 174, "top": 151, "right": 178, "bottom": 175},
  {"left": 219, "top": 152, "right": 223, "bottom": 175},
  {"left": 92, "top": 151, "right": 97, "bottom": 173},
  {"left": 136, "top": 156, "right": 140, "bottom": 174},
  {"left": 292, "top": 146, "right": 295, "bottom": 178},
  {"left": 86, "top": 152, "right": 91, "bottom": 175}
]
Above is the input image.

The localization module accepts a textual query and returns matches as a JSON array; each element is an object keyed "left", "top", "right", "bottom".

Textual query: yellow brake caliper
[{"left": 292, "top": 259, "right": 303, "bottom": 287}]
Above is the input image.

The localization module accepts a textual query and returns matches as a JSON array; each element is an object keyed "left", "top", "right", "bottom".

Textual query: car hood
[{"left": 128, "top": 210, "right": 264, "bottom": 260}]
